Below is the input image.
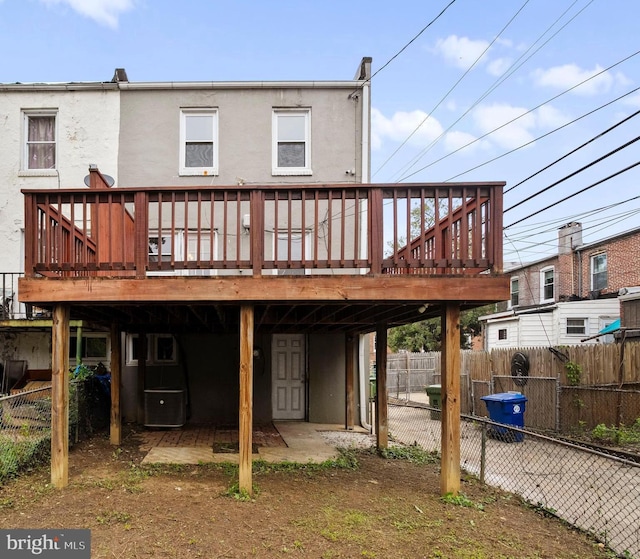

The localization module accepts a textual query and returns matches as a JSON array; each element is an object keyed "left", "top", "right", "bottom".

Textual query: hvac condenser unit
[{"left": 144, "top": 389, "right": 186, "bottom": 427}]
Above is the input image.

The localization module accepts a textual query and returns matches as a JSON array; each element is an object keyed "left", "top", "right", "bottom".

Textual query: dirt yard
[{"left": 0, "top": 429, "right": 614, "bottom": 559}]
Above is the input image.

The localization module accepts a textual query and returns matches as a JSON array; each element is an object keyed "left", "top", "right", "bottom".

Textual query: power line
[
  {"left": 504, "top": 134, "right": 640, "bottom": 213},
  {"left": 504, "top": 161, "right": 640, "bottom": 228},
  {"left": 352, "top": 0, "right": 457, "bottom": 95},
  {"left": 373, "top": 0, "right": 530, "bottom": 177},
  {"left": 399, "top": 47, "right": 640, "bottom": 182},
  {"left": 393, "top": 0, "right": 595, "bottom": 182},
  {"left": 443, "top": 87, "right": 640, "bottom": 184},
  {"left": 505, "top": 105, "right": 640, "bottom": 194}
]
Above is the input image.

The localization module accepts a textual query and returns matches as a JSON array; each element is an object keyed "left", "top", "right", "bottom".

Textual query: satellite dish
[{"left": 84, "top": 174, "right": 115, "bottom": 187}]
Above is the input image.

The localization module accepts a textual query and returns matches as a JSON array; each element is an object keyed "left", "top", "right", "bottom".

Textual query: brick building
[{"left": 481, "top": 223, "right": 640, "bottom": 349}]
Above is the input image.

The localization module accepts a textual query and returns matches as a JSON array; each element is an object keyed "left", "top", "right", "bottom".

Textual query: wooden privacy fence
[{"left": 388, "top": 342, "right": 640, "bottom": 433}]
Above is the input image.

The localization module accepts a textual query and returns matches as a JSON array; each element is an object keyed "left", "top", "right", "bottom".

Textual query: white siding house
[{"left": 483, "top": 299, "right": 620, "bottom": 350}]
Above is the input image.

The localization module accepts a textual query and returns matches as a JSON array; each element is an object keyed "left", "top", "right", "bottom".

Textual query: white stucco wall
[{"left": 0, "top": 88, "right": 121, "bottom": 274}]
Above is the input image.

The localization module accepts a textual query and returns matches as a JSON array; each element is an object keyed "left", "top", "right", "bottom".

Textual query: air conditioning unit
[{"left": 144, "top": 389, "right": 186, "bottom": 427}]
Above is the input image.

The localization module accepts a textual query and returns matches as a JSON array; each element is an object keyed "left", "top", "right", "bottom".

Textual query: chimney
[
  {"left": 111, "top": 68, "right": 129, "bottom": 83},
  {"left": 558, "top": 222, "right": 582, "bottom": 254}
]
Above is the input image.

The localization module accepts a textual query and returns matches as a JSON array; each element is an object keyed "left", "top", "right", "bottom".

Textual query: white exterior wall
[
  {"left": 484, "top": 299, "right": 620, "bottom": 350},
  {"left": 556, "top": 299, "right": 620, "bottom": 345},
  {"left": 0, "top": 88, "right": 121, "bottom": 274}
]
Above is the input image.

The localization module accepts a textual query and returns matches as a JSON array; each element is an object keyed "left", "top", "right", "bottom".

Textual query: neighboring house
[
  {"left": 3, "top": 61, "right": 509, "bottom": 493},
  {"left": 481, "top": 222, "right": 640, "bottom": 349},
  {"left": 618, "top": 286, "right": 640, "bottom": 341},
  {"left": 0, "top": 73, "right": 122, "bottom": 372}
]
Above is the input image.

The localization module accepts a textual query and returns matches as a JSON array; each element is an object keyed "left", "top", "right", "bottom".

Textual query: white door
[{"left": 272, "top": 334, "right": 306, "bottom": 420}]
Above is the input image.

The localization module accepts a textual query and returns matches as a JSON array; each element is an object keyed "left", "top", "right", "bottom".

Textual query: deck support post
[
  {"left": 239, "top": 304, "right": 254, "bottom": 495},
  {"left": 51, "top": 304, "right": 70, "bottom": 488},
  {"left": 345, "top": 334, "right": 355, "bottom": 430},
  {"left": 440, "top": 302, "right": 461, "bottom": 495},
  {"left": 375, "top": 324, "right": 388, "bottom": 449},
  {"left": 110, "top": 323, "right": 122, "bottom": 446}
]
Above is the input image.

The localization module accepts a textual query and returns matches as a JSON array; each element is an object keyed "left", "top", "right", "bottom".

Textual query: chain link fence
[
  {"left": 0, "top": 387, "right": 51, "bottom": 482},
  {"left": 389, "top": 400, "right": 640, "bottom": 559},
  {"left": 0, "top": 378, "right": 110, "bottom": 484}
]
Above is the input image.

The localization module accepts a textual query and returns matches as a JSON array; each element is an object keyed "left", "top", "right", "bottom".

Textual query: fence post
[
  {"left": 480, "top": 421, "right": 487, "bottom": 484},
  {"left": 406, "top": 352, "right": 411, "bottom": 401}
]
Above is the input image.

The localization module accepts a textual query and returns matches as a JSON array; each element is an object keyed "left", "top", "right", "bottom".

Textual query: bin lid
[
  {"left": 481, "top": 392, "right": 527, "bottom": 403},
  {"left": 425, "top": 384, "right": 441, "bottom": 393}
]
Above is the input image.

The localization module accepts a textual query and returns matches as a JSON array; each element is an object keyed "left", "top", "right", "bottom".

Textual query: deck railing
[{"left": 23, "top": 182, "right": 503, "bottom": 278}]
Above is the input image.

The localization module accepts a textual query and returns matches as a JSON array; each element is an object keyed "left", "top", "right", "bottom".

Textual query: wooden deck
[{"left": 19, "top": 168, "right": 508, "bottom": 331}]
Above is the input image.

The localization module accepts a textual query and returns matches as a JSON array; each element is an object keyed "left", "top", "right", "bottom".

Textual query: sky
[{"left": 1, "top": 0, "right": 638, "bottom": 265}]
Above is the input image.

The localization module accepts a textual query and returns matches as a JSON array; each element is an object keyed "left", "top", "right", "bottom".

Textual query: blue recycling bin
[{"left": 481, "top": 392, "right": 527, "bottom": 442}]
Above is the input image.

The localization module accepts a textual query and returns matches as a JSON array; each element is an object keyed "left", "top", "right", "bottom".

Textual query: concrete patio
[{"left": 138, "top": 422, "right": 367, "bottom": 465}]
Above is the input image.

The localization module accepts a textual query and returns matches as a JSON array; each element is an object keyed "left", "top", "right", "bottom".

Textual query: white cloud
[
  {"left": 486, "top": 57, "right": 512, "bottom": 77},
  {"left": 531, "top": 64, "right": 629, "bottom": 96},
  {"left": 470, "top": 103, "right": 571, "bottom": 150},
  {"left": 536, "top": 105, "right": 571, "bottom": 129},
  {"left": 371, "top": 108, "right": 443, "bottom": 150},
  {"left": 472, "top": 104, "right": 536, "bottom": 150},
  {"left": 40, "top": 0, "right": 135, "bottom": 28},
  {"left": 443, "top": 130, "right": 489, "bottom": 154},
  {"left": 432, "top": 35, "right": 490, "bottom": 70},
  {"left": 621, "top": 92, "right": 640, "bottom": 108}
]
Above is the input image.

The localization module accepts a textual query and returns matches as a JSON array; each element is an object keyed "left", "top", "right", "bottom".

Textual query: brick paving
[{"left": 136, "top": 423, "right": 286, "bottom": 452}]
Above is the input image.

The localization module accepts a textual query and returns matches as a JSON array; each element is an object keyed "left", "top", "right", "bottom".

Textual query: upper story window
[
  {"left": 591, "top": 253, "right": 607, "bottom": 291},
  {"left": 510, "top": 277, "right": 519, "bottom": 307},
  {"left": 272, "top": 109, "right": 311, "bottom": 176},
  {"left": 179, "top": 109, "right": 218, "bottom": 176},
  {"left": 23, "top": 110, "right": 57, "bottom": 171},
  {"left": 540, "top": 267, "right": 554, "bottom": 302}
]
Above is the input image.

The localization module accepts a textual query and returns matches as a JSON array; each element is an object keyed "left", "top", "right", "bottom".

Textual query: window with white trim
[
  {"left": 179, "top": 109, "right": 218, "bottom": 176},
  {"left": 510, "top": 277, "right": 519, "bottom": 307},
  {"left": 540, "top": 267, "right": 554, "bottom": 302},
  {"left": 23, "top": 110, "right": 57, "bottom": 170},
  {"left": 273, "top": 230, "right": 313, "bottom": 275},
  {"left": 566, "top": 318, "right": 587, "bottom": 336},
  {"left": 591, "top": 253, "right": 607, "bottom": 291},
  {"left": 272, "top": 109, "right": 311, "bottom": 175}
]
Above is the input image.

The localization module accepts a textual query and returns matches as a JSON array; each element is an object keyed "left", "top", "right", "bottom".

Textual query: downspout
[
  {"left": 576, "top": 249, "right": 583, "bottom": 297},
  {"left": 358, "top": 59, "right": 372, "bottom": 431},
  {"left": 358, "top": 333, "right": 371, "bottom": 431}
]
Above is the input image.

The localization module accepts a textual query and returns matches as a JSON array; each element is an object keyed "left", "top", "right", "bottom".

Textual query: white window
[
  {"left": 148, "top": 230, "right": 218, "bottom": 275},
  {"left": 179, "top": 109, "right": 218, "bottom": 176},
  {"left": 566, "top": 318, "right": 587, "bottom": 336},
  {"left": 510, "top": 277, "right": 519, "bottom": 307},
  {"left": 126, "top": 334, "right": 176, "bottom": 365},
  {"left": 23, "top": 110, "right": 57, "bottom": 171},
  {"left": 540, "top": 267, "right": 554, "bottom": 302},
  {"left": 272, "top": 109, "right": 311, "bottom": 175},
  {"left": 591, "top": 253, "right": 607, "bottom": 291},
  {"left": 272, "top": 230, "right": 313, "bottom": 275}
]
